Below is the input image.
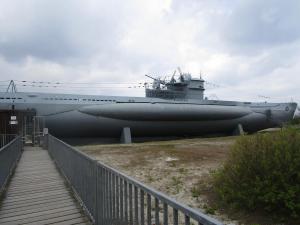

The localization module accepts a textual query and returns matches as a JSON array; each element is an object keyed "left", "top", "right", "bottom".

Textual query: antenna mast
[
  {"left": 177, "top": 67, "right": 183, "bottom": 75},
  {"left": 6, "top": 80, "right": 17, "bottom": 93}
]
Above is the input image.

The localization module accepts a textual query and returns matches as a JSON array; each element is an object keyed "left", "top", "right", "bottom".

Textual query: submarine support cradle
[
  {"left": 120, "top": 127, "right": 132, "bottom": 144},
  {"left": 232, "top": 123, "right": 245, "bottom": 136}
]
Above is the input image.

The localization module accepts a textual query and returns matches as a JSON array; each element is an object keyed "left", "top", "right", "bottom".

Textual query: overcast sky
[{"left": 0, "top": 0, "right": 299, "bottom": 103}]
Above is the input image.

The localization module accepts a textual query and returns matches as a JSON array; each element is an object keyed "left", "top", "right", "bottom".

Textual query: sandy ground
[{"left": 77, "top": 136, "right": 239, "bottom": 224}]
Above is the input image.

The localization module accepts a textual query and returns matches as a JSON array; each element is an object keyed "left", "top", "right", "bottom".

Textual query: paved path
[{"left": 0, "top": 147, "right": 92, "bottom": 225}]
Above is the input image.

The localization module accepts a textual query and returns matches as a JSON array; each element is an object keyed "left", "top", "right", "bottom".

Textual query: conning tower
[{"left": 145, "top": 68, "right": 205, "bottom": 100}]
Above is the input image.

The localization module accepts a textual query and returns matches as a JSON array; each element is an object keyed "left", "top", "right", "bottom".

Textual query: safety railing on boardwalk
[
  {"left": 0, "top": 136, "right": 22, "bottom": 193},
  {"left": 0, "top": 134, "right": 18, "bottom": 149},
  {"left": 47, "top": 134, "right": 223, "bottom": 225}
]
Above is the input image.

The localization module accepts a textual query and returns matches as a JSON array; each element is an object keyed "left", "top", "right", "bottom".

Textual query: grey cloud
[
  {"left": 170, "top": 0, "right": 300, "bottom": 89},
  {"left": 224, "top": 0, "right": 300, "bottom": 48},
  {"left": 0, "top": 0, "right": 126, "bottom": 63}
]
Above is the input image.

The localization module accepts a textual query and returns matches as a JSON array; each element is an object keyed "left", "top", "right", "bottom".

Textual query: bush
[
  {"left": 214, "top": 128, "right": 300, "bottom": 219},
  {"left": 289, "top": 118, "right": 300, "bottom": 125}
]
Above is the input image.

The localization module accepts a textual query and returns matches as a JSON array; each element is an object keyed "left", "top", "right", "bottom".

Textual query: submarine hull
[
  {"left": 0, "top": 91, "right": 297, "bottom": 139},
  {"left": 44, "top": 102, "right": 295, "bottom": 138}
]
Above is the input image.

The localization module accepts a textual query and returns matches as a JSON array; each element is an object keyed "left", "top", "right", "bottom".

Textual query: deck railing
[
  {"left": 47, "top": 134, "right": 223, "bottom": 225},
  {"left": 0, "top": 136, "right": 22, "bottom": 193},
  {"left": 0, "top": 134, "right": 17, "bottom": 148}
]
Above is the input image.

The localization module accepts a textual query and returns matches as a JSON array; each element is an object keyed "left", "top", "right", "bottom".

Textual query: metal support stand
[
  {"left": 120, "top": 127, "right": 132, "bottom": 144},
  {"left": 232, "top": 123, "right": 245, "bottom": 136},
  {"left": 42, "top": 128, "right": 49, "bottom": 150}
]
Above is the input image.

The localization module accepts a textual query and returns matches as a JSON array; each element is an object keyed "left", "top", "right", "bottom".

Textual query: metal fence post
[{"left": 95, "top": 160, "right": 99, "bottom": 225}]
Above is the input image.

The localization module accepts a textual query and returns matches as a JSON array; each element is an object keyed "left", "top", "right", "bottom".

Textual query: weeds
[{"left": 171, "top": 176, "right": 183, "bottom": 193}]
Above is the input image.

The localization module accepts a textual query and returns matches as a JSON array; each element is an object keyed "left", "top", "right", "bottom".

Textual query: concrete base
[
  {"left": 120, "top": 127, "right": 132, "bottom": 144},
  {"left": 232, "top": 123, "right": 245, "bottom": 136}
]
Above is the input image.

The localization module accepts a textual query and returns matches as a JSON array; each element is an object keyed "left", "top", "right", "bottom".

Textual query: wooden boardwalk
[{"left": 0, "top": 147, "right": 92, "bottom": 225}]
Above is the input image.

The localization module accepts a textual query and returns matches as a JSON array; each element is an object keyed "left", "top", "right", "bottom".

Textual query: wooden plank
[
  {"left": 2, "top": 190, "right": 68, "bottom": 203},
  {"left": 8, "top": 181, "right": 65, "bottom": 190},
  {"left": 12, "top": 174, "right": 59, "bottom": 179},
  {"left": 7, "top": 183, "right": 66, "bottom": 193},
  {"left": 46, "top": 217, "right": 89, "bottom": 225},
  {"left": 6, "top": 183, "right": 66, "bottom": 195},
  {"left": 8, "top": 176, "right": 61, "bottom": 185},
  {"left": 1, "top": 192, "right": 70, "bottom": 206},
  {"left": 0, "top": 208, "right": 81, "bottom": 225},
  {"left": 0, "top": 200, "right": 76, "bottom": 216},
  {"left": 21, "top": 212, "right": 85, "bottom": 225},
  {"left": 1, "top": 194, "right": 72, "bottom": 207},
  {"left": 0, "top": 206, "right": 78, "bottom": 223},
  {"left": 14, "top": 168, "right": 57, "bottom": 173},
  {"left": 0, "top": 195, "right": 72, "bottom": 210},
  {"left": 0, "top": 200, "right": 76, "bottom": 218},
  {"left": 9, "top": 180, "right": 64, "bottom": 188},
  {"left": 6, "top": 186, "right": 67, "bottom": 197}
]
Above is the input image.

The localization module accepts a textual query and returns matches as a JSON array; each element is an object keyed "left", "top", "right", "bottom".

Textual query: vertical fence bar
[
  {"left": 100, "top": 167, "right": 104, "bottom": 225},
  {"left": 101, "top": 167, "right": 106, "bottom": 224},
  {"left": 109, "top": 171, "right": 112, "bottom": 224},
  {"left": 163, "top": 203, "right": 168, "bottom": 225},
  {"left": 134, "top": 186, "right": 139, "bottom": 225},
  {"left": 109, "top": 172, "right": 113, "bottom": 223},
  {"left": 112, "top": 173, "right": 116, "bottom": 223},
  {"left": 95, "top": 162, "right": 98, "bottom": 225},
  {"left": 124, "top": 180, "right": 128, "bottom": 223},
  {"left": 120, "top": 178, "right": 124, "bottom": 222},
  {"left": 116, "top": 176, "right": 120, "bottom": 221},
  {"left": 129, "top": 183, "right": 133, "bottom": 225},
  {"left": 102, "top": 168, "right": 106, "bottom": 223},
  {"left": 105, "top": 169, "right": 108, "bottom": 223},
  {"left": 173, "top": 208, "right": 178, "bottom": 225},
  {"left": 155, "top": 198, "right": 159, "bottom": 225},
  {"left": 185, "top": 215, "right": 190, "bottom": 225},
  {"left": 140, "top": 189, "right": 145, "bottom": 225},
  {"left": 147, "top": 194, "right": 151, "bottom": 225}
]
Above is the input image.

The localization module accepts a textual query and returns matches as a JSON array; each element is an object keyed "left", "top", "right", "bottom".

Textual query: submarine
[{"left": 0, "top": 69, "right": 297, "bottom": 142}]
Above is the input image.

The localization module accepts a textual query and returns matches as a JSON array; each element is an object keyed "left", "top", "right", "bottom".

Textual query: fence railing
[
  {"left": 47, "top": 134, "right": 223, "bottom": 225},
  {"left": 0, "top": 134, "right": 18, "bottom": 149},
  {"left": 0, "top": 136, "right": 22, "bottom": 193}
]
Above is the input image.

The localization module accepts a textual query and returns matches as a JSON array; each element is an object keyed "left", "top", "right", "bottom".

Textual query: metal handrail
[
  {"left": 0, "top": 134, "right": 17, "bottom": 148},
  {"left": 47, "top": 134, "right": 223, "bottom": 225},
  {"left": 0, "top": 136, "right": 22, "bottom": 194}
]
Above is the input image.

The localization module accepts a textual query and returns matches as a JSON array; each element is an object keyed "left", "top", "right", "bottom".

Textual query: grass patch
[
  {"left": 170, "top": 176, "right": 183, "bottom": 193},
  {"left": 191, "top": 185, "right": 202, "bottom": 198}
]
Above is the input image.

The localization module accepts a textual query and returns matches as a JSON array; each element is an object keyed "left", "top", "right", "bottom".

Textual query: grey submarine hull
[
  {"left": 46, "top": 102, "right": 297, "bottom": 137},
  {"left": 0, "top": 92, "right": 297, "bottom": 138}
]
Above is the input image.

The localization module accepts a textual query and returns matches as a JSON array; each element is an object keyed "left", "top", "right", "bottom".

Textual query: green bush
[
  {"left": 289, "top": 118, "right": 300, "bottom": 125},
  {"left": 214, "top": 128, "right": 300, "bottom": 219}
]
